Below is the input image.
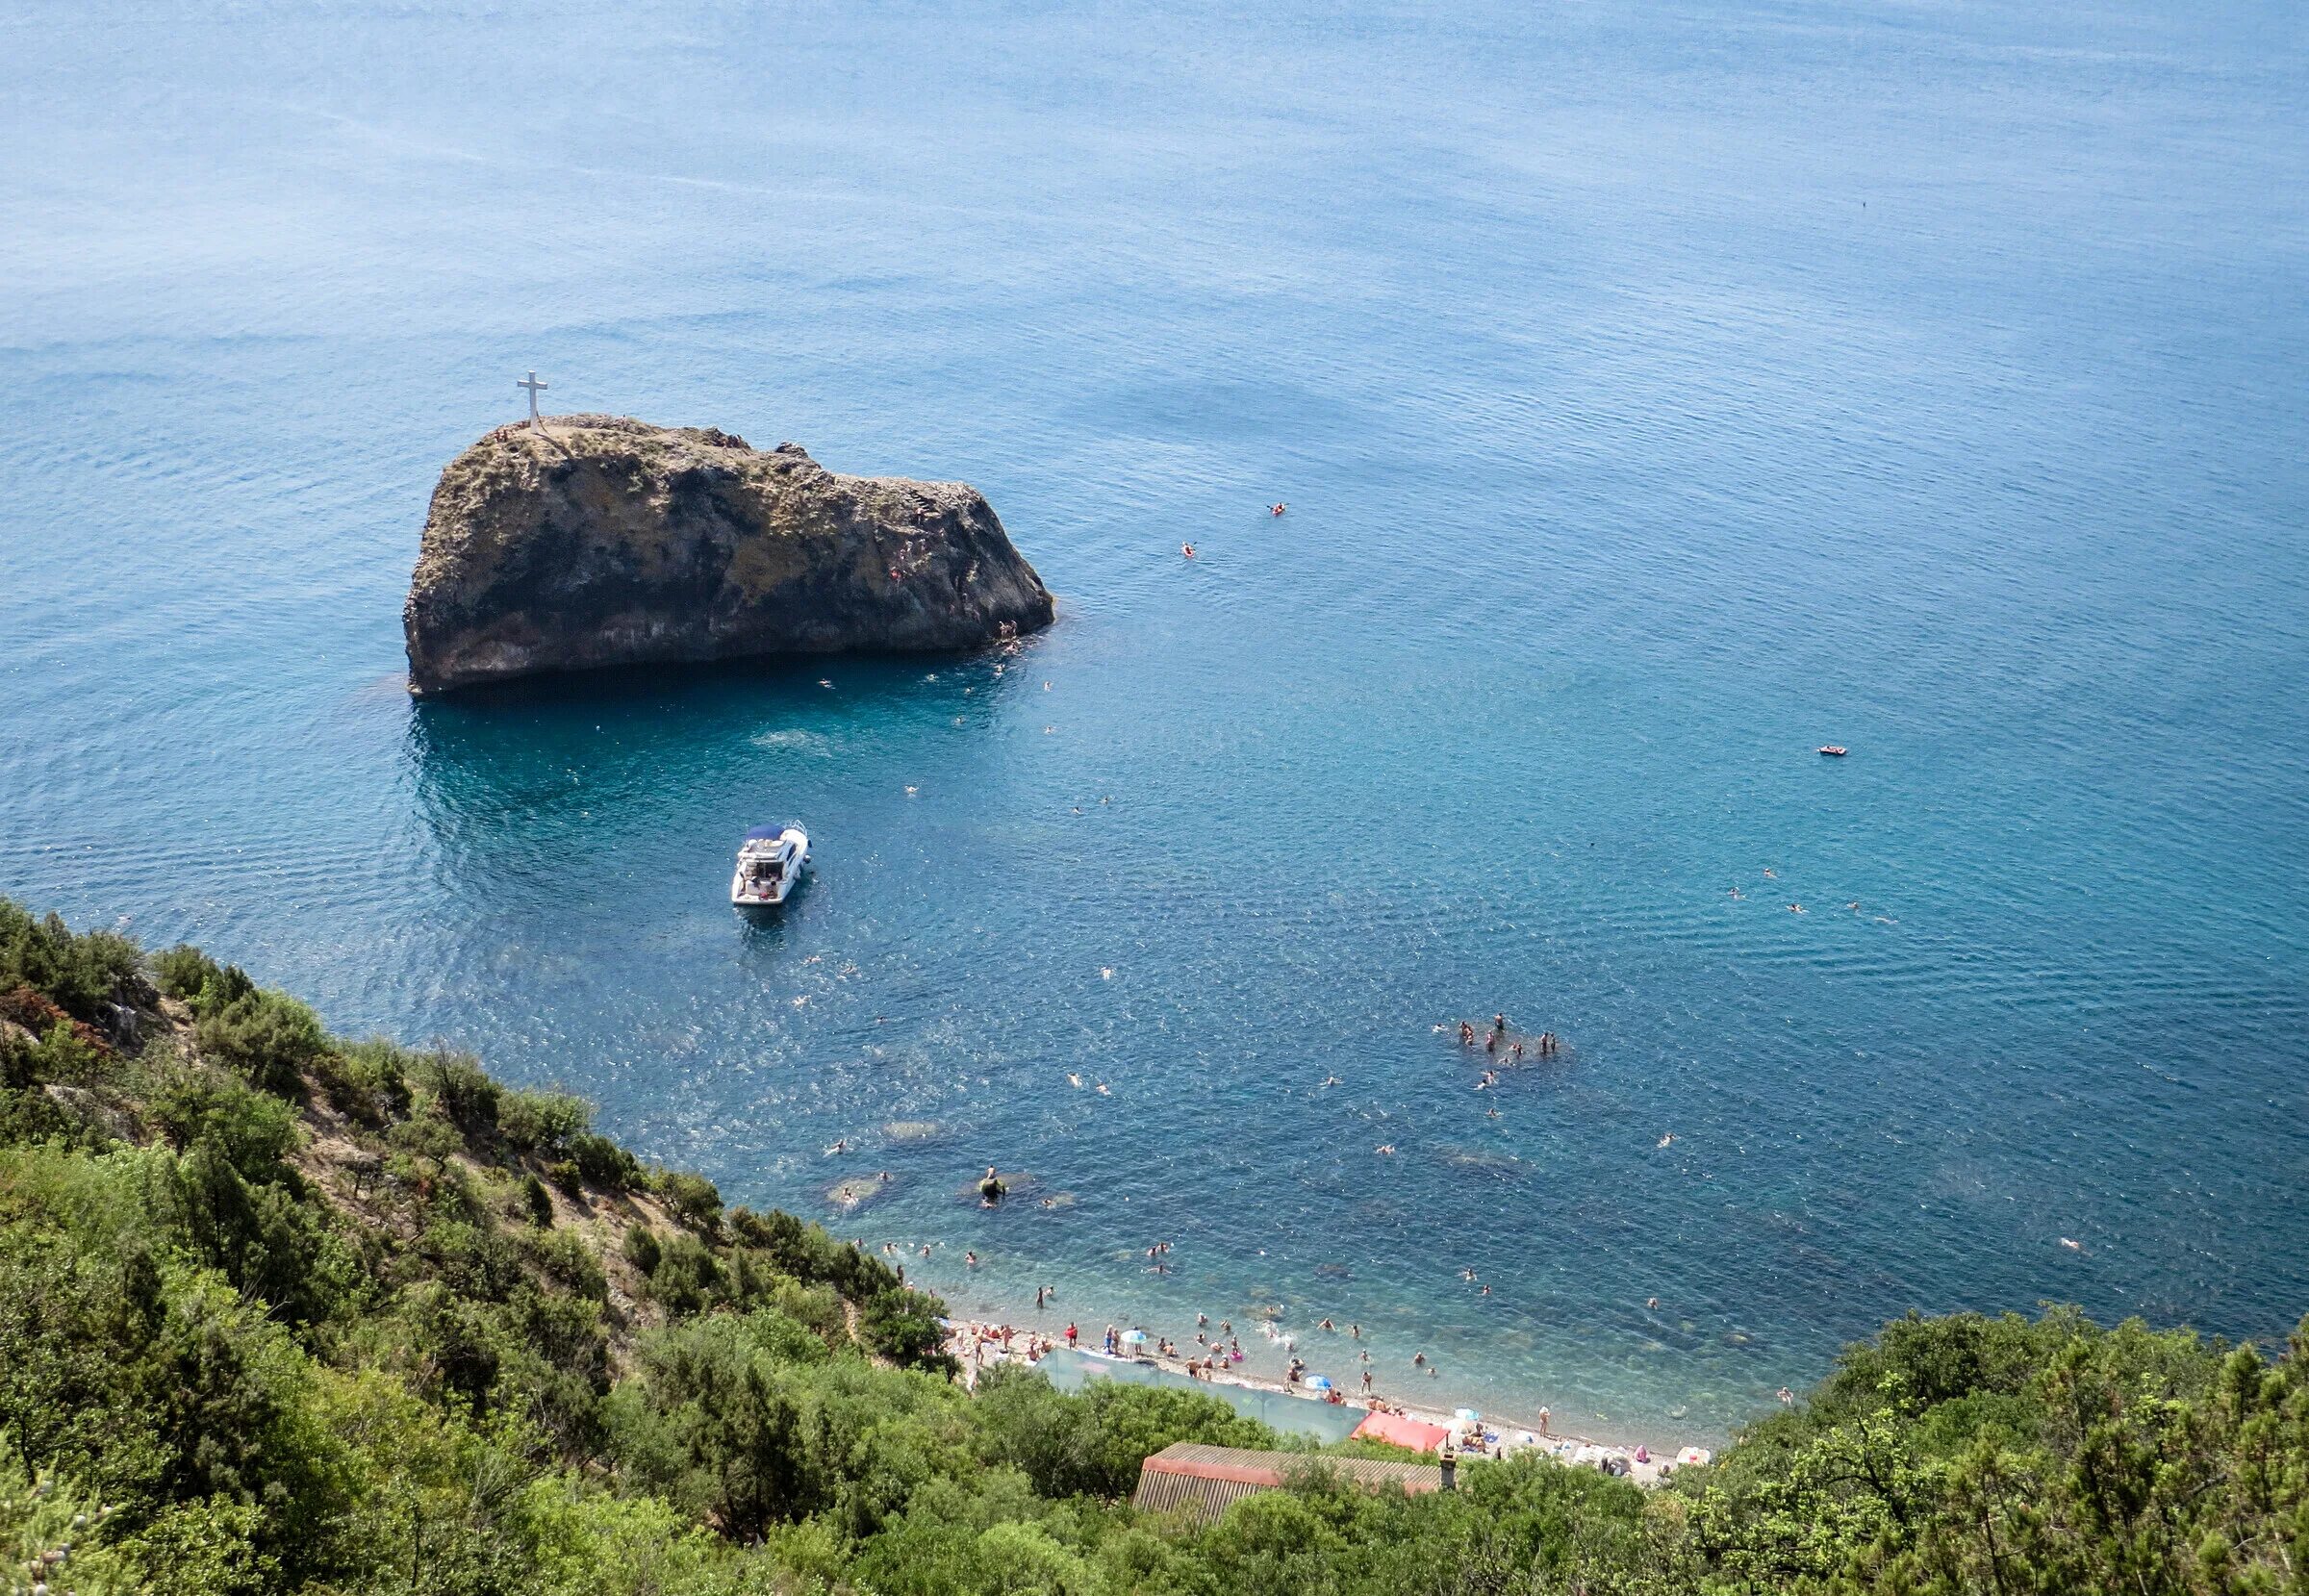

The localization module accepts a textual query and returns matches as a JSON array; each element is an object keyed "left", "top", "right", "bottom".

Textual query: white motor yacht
[{"left": 731, "top": 823, "right": 809, "bottom": 906}]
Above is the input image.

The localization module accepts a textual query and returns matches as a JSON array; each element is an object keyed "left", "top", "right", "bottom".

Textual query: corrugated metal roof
[{"left": 1131, "top": 1443, "right": 1445, "bottom": 1521}]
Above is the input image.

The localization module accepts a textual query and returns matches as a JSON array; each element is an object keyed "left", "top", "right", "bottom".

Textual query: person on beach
[
  {"left": 1537, "top": 1406, "right": 1550, "bottom": 1435},
  {"left": 1361, "top": 1369, "right": 1374, "bottom": 1393},
  {"left": 1065, "top": 1322, "right": 1078, "bottom": 1347}
]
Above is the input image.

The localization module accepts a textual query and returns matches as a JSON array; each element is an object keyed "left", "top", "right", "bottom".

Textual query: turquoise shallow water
[{"left": 3, "top": 1, "right": 2305, "bottom": 1440}]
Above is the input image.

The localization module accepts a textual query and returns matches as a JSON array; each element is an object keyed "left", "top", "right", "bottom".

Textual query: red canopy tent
[{"left": 1349, "top": 1410, "right": 1453, "bottom": 1453}]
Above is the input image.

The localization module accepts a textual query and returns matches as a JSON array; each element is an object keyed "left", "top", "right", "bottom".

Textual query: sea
[{"left": 3, "top": 0, "right": 2304, "bottom": 1442}]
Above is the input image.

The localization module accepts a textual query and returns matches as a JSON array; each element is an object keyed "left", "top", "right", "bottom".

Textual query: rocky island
[{"left": 403, "top": 414, "right": 1053, "bottom": 694}]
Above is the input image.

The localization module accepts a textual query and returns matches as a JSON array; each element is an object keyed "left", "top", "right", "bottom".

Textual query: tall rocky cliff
[{"left": 403, "top": 415, "right": 1054, "bottom": 694}]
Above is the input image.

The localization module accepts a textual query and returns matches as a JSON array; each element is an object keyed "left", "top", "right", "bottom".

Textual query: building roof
[{"left": 1130, "top": 1442, "right": 1446, "bottom": 1522}]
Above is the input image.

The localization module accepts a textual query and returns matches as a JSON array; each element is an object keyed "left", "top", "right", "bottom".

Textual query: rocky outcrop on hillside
[{"left": 403, "top": 415, "right": 1053, "bottom": 693}]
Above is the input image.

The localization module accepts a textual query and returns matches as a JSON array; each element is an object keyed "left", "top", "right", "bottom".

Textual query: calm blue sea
[{"left": 4, "top": 0, "right": 2304, "bottom": 1440}]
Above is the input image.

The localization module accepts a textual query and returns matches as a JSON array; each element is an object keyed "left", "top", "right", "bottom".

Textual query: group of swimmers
[{"left": 1456, "top": 1013, "right": 1560, "bottom": 1061}]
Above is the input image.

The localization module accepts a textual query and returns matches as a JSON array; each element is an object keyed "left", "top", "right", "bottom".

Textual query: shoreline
[{"left": 922, "top": 1286, "right": 1719, "bottom": 1485}]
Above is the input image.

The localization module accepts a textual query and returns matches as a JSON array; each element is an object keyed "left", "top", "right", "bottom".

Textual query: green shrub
[
  {"left": 861, "top": 1287, "right": 956, "bottom": 1375},
  {"left": 194, "top": 988, "right": 326, "bottom": 1098},
  {"left": 497, "top": 1087, "right": 592, "bottom": 1153},
  {"left": 0, "top": 900, "right": 141, "bottom": 1023},
  {"left": 570, "top": 1130, "right": 641, "bottom": 1190},
  {"left": 310, "top": 1037, "right": 413, "bottom": 1128},
  {"left": 621, "top": 1225, "right": 662, "bottom": 1277},
  {"left": 522, "top": 1172, "right": 554, "bottom": 1229},
  {"left": 533, "top": 1229, "right": 608, "bottom": 1303},
  {"left": 657, "top": 1170, "right": 723, "bottom": 1232},
  {"left": 150, "top": 943, "right": 221, "bottom": 1002},
  {"left": 148, "top": 1065, "right": 299, "bottom": 1182},
  {"left": 647, "top": 1233, "right": 723, "bottom": 1319},
  {"left": 0, "top": 1019, "right": 104, "bottom": 1090},
  {"left": 418, "top": 1050, "right": 499, "bottom": 1136}
]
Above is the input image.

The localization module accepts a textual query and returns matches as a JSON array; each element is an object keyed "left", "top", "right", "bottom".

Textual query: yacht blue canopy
[{"left": 745, "top": 823, "right": 799, "bottom": 841}]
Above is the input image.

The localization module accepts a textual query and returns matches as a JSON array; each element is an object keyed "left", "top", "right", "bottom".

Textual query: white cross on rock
[{"left": 517, "top": 370, "right": 548, "bottom": 431}]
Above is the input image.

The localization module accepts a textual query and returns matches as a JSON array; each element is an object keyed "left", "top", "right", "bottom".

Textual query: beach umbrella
[
  {"left": 1453, "top": 1407, "right": 1482, "bottom": 1424},
  {"left": 1307, "top": 1375, "right": 1332, "bottom": 1391},
  {"left": 1120, "top": 1329, "right": 1147, "bottom": 1347}
]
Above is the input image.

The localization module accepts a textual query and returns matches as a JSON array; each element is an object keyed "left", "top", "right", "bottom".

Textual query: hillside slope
[{"left": 2, "top": 899, "right": 2302, "bottom": 1596}]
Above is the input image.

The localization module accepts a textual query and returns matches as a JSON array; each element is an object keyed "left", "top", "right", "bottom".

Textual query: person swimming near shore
[
  {"left": 1412, "top": 1351, "right": 1426, "bottom": 1366},
  {"left": 965, "top": 1251, "right": 978, "bottom": 1267},
  {"left": 1319, "top": 1317, "right": 1335, "bottom": 1331},
  {"left": 1375, "top": 1143, "right": 1397, "bottom": 1155},
  {"left": 1459, "top": 1020, "right": 1476, "bottom": 1046}
]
